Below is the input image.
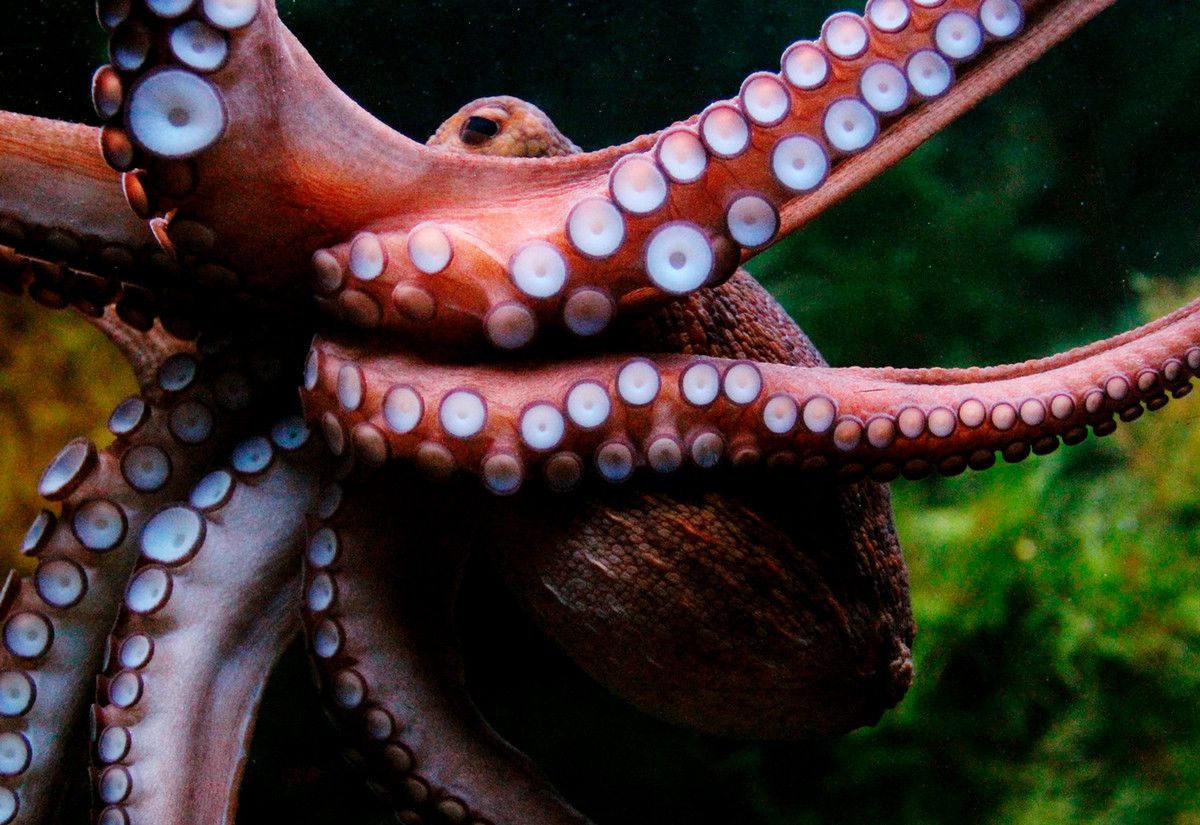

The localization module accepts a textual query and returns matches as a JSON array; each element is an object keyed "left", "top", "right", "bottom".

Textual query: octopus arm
[
  {"left": 302, "top": 469, "right": 593, "bottom": 825},
  {"left": 92, "top": 420, "right": 326, "bottom": 825},
  {"left": 301, "top": 0, "right": 1117, "bottom": 350},
  {"left": 303, "top": 294, "right": 1200, "bottom": 491},
  {"left": 0, "top": 113, "right": 268, "bottom": 338},
  {"left": 0, "top": 330, "right": 304, "bottom": 823},
  {"left": 775, "top": 0, "right": 1116, "bottom": 237},
  {"left": 89, "top": 0, "right": 1114, "bottom": 354},
  {"left": 0, "top": 114, "right": 165, "bottom": 321},
  {"left": 0, "top": 114, "right": 154, "bottom": 270},
  {"left": 84, "top": 310, "right": 192, "bottom": 391}
]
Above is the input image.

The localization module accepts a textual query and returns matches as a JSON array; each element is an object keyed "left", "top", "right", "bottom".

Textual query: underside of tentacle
[
  {"left": 303, "top": 294, "right": 1200, "bottom": 492},
  {"left": 776, "top": 0, "right": 1116, "bottom": 235},
  {"left": 0, "top": 327, "right": 306, "bottom": 824},
  {"left": 89, "top": 0, "right": 1113, "bottom": 355},
  {"left": 92, "top": 420, "right": 325, "bottom": 825},
  {"left": 305, "top": 0, "right": 1116, "bottom": 353},
  {"left": 301, "top": 468, "right": 593, "bottom": 825},
  {"left": 0, "top": 112, "right": 285, "bottom": 338}
]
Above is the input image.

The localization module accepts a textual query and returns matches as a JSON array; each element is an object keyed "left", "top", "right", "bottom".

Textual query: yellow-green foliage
[
  {"left": 0, "top": 300, "right": 134, "bottom": 570},
  {"left": 825, "top": 279, "right": 1200, "bottom": 824}
]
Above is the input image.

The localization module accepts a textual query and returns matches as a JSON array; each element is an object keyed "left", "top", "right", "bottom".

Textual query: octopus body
[{"left": 0, "top": 0, "right": 1192, "bottom": 823}]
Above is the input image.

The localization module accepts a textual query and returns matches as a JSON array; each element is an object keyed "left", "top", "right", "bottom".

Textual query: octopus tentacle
[
  {"left": 0, "top": 113, "right": 156, "bottom": 279},
  {"left": 776, "top": 0, "right": 1116, "bottom": 236},
  {"left": 90, "top": 0, "right": 433, "bottom": 298},
  {"left": 0, "top": 330, "right": 302, "bottom": 824},
  {"left": 309, "top": 0, "right": 1118, "bottom": 353},
  {"left": 92, "top": 418, "right": 326, "bottom": 825},
  {"left": 89, "top": 1, "right": 1110, "bottom": 356},
  {"left": 0, "top": 243, "right": 209, "bottom": 342},
  {"left": 302, "top": 469, "right": 592, "bottom": 825},
  {"left": 303, "top": 294, "right": 1200, "bottom": 491},
  {"left": 0, "top": 112, "right": 258, "bottom": 336},
  {"left": 302, "top": 101, "right": 865, "bottom": 824},
  {"left": 86, "top": 312, "right": 188, "bottom": 392}
]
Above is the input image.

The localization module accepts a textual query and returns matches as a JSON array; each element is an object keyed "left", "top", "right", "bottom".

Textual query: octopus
[{"left": 0, "top": 0, "right": 1192, "bottom": 823}]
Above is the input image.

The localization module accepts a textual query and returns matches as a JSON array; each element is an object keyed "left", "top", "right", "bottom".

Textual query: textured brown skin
[
  {"left": 485, "top": 275, "right": 914, "bottom": 737},
  {"left": 449, "top": 99, "right": 914, "bottom": 738}
]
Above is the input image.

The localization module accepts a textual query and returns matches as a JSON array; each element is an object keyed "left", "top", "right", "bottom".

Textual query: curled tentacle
[
  {"left": 302, "top": 469, "right": 592, "bottom": 825},
  {"left": 303, "top": 294, "right": 1200, "bottom": 492},
  {"left": 92, "top": 418, "right": 326, "bottom": 825},
  {"left": 90, "top": 0, "right": 1111, "bottom": 354},
  {"left": 0, "top": 329, "right": 304, "bottom": 824}
]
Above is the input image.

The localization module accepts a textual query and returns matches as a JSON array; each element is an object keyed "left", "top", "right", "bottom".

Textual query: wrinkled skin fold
[{"left": 1, "top": 0, "right": 1194, "bottom": 823}]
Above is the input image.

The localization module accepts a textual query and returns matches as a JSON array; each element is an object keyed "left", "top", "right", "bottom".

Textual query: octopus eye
[{"left": 461, "top": 115, "right": 501, "bottom": 145}]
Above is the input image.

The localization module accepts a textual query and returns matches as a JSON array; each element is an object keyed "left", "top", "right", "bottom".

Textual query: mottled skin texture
[{"left": 488, "top": 477, "right": 911, "bottom": 737}]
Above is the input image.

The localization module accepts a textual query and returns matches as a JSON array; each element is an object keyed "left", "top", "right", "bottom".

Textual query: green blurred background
[{"left": 2, "top": 1, "right": 1200, "bottom": 822}]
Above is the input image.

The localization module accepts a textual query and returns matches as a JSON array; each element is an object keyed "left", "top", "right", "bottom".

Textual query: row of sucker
[
  {"left": 0, "top": 329, "right": 299, "bottom": 824},
  {"left": 91, "top": 416, "right": 321, "bottom": 825},
  {"left": 301, "top": 477, "right": 588, "bottom": 825},
  {"left": 0, "top": 236, "right": 203, "bottom": 339},
  {"left": 6, "top": 122, "right": 288, "bottom": 336},
  {"left": 301, "top": 482, "right": 475, "bottom": 825},
  {"left": 302, "top": 297, "right": 1200, "bottom": 493},
  {"left": 0, "top": 111, "right": 169, "bottom": 318},
  {"left": 0, "top": 211, "right": 162, "bottom": 314},
  {"left": 95, "top": 0, "right": 259, "bottom": 168},
  {"left": 93, "top": 0, "right": 260, "bottom": 299},
  {"left": 310, "top": 0, "right": 1028, "bottom": 350}
]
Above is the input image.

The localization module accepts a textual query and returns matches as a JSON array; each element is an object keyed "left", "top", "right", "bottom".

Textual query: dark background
[{"left": 2, "top": 1, "right": 1199, "bottom": 823}]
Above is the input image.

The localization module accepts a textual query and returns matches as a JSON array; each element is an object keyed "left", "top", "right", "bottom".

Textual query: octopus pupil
[{"left": 462, "top": 115, "right": 500, "bottom": 144}]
